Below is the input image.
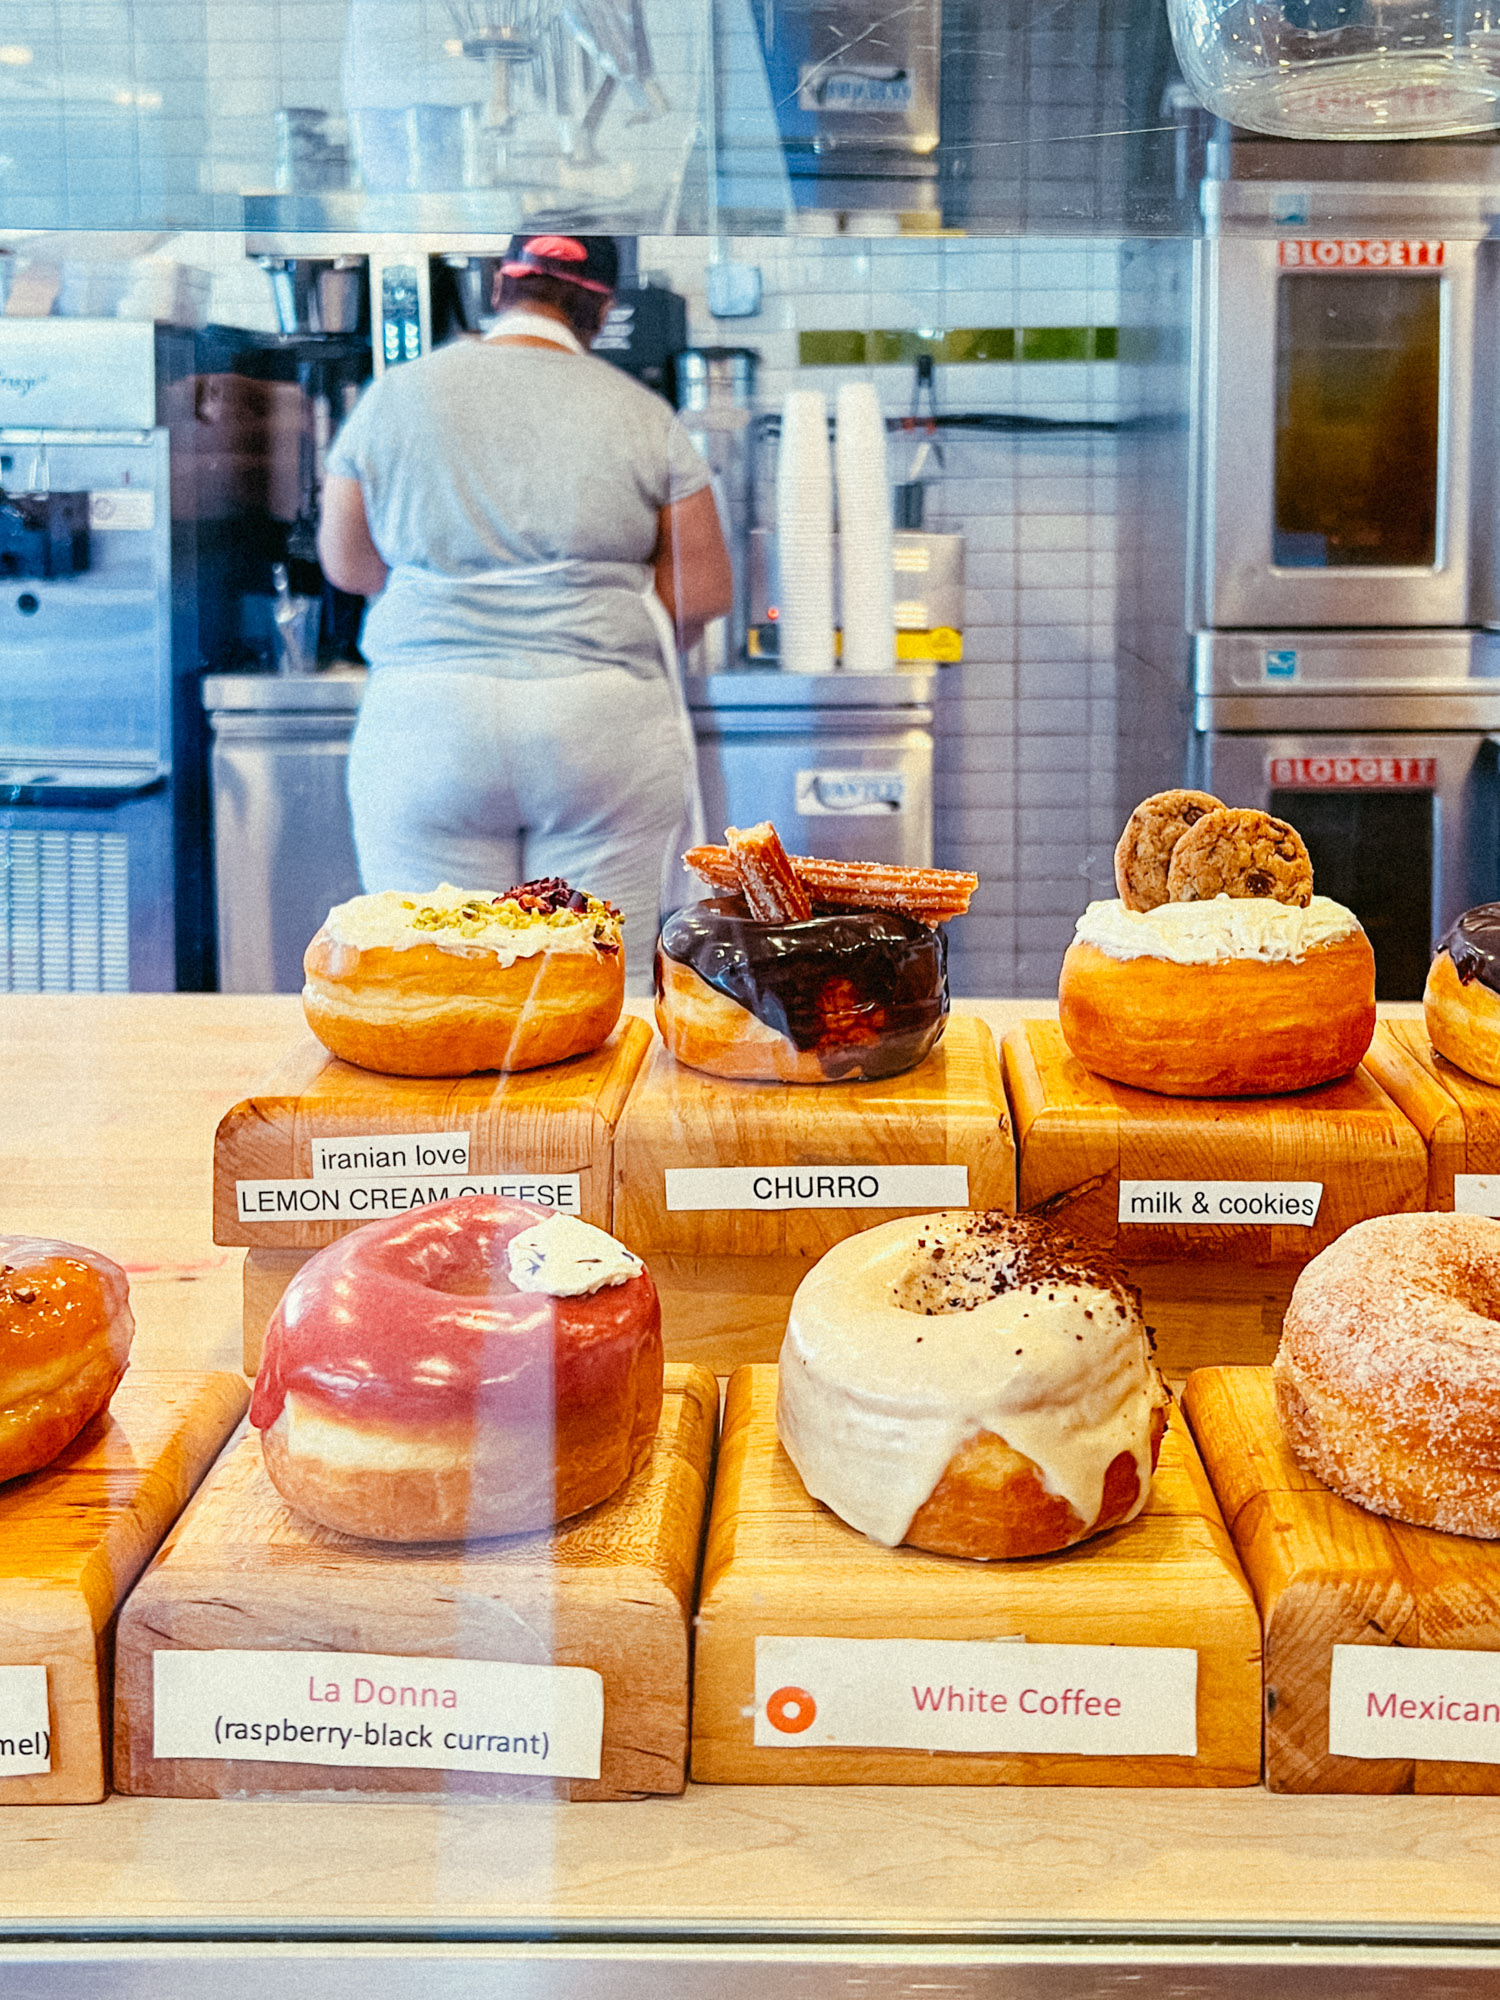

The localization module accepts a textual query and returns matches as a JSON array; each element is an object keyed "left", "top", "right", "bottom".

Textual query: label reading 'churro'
[
  {"left": 665, "top": 1166, "right": 969, "bottom": 1212},
  {"left": 0, "top": 1667, "right": 50, "bottom": 1776}
]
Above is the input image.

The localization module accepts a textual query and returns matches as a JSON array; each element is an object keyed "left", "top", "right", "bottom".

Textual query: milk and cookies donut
[
  {"left": 1275, "top": 1214, "right": 1500, "bottom": 1538},
  {"left": 1166, "top": 808, "right": 1313, "bottom": 908},
  {"left": 1114, "top": 790, "right": 1223, "bottom": 912},
  {"left": 1425, "top": 904, "right": 1500, "bottom": 1086},
  {"left": 303, "top": 879, "right": 624, "bottom": 1078},
  {"left": 251, "top": 1196, "right": 662, "bottom": 1542},
  {"left": 1, "top": 1237, "right": 134, "bottom": 1484},
  {"left": 777, "top": 1211, "right": 1168, "bottom": 1560}
]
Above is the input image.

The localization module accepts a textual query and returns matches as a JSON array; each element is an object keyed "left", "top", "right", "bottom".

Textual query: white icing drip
[
  {"left": 323, "top": 884, "right": 605, "bottom": 966},
  {"left": 776, "top": 1214, "right": 1164, "bottom": 1549},
  {"left": 506, "top": 1216, "right": 642, "bottom": 1297},
  {"left": 1074, "top": 893, "right": 1360, "bottom": 965}
]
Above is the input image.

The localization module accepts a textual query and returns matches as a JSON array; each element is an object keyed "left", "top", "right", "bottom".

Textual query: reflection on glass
[{"left": 1273, "top": 272, "right": 1441, "bottom": 569}]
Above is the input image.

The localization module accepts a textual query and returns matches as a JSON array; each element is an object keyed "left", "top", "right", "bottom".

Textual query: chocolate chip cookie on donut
[
  {"left": 1275, "top": 1213, "right": 1500, "bottom": 1538},
  {"left": 777, "top": 1210, "right": 1169, "bottom": 1560},
  {"left": 1060, "top": 797, "right": 1375, "bottom": 1097}
]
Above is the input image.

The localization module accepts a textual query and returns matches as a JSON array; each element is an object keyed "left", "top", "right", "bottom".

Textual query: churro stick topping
[
  {"left": 685, "top": 843, "right": 977, "bottom": 926},
  {"left": 725, "top": 822, "right": 814, "bottom": 923}
]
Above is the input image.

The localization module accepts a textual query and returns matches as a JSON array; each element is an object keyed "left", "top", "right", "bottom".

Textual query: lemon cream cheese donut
[
  {"left": 1058, "top": 893, "right": 1376, "bottom": 1097},
  {"left": 303, "top": 879, "right": 624, "bottom": 1077},
  {"left": 776, "top": 1211, "right": 1168, "bottom": 1560}
]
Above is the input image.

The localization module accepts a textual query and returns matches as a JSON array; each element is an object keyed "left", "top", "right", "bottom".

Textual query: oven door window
[
  {"left": 1269, "top": 786, "right": 1433, "bottom": 1000},
  {"left": 1273, "top": 273, "right": 1441, "bottom": 570}
]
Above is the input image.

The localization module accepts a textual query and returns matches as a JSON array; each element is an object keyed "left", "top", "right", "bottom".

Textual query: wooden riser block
[
  {"left": 691, "top": 1365, "right": 1262, "bottom": 1788},
  {"left": 1363, "top": 1019, "right": 1500, "bottom": 1210},
  {"left": 613, "top": 1014, "right": 1015, "bottom": 1267},
  {"left": 1003, "top": 1019, "right": 1428, "bottom": 1267},
  {"left": 1130, "top": 1263, "right": 1298, "bottom": 1380},
  {"left": 242, "top": 1247, "right": 312, "bottom": 1374},
  {"left": 214, "top": 1019, "right": 652, "bottom": 1249},
  {"left": 0, "top": 1371, "right": 249, "bottom": 1804},
  {"left": 1184, "top": 1366, "right": 1500, "bottom": 1795},
  {"left": 114, "top": 1365, "right": 717, "bottom": 1802}
]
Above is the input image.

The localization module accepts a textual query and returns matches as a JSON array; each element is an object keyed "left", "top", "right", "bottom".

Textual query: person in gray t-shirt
[{"left": 318, "top": 232, "right": 732, "bottom": 988}]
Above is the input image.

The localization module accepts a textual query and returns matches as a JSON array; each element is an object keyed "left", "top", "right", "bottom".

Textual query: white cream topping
[
  {"left": 506, "top": 1216, "right": 643, "bottom": 1297},
  {"left": 776, "top": 1213, "right": 1164, "bottom": 1550},
  {"left": 1074, "top": 892, "right": 1360, "bottom": 965},
  {"left": 278, "top": 1396, "right": 458, "bottom": 1470},
  {"left": 322, "top": 884, "right": 604, "bottom": 966}
]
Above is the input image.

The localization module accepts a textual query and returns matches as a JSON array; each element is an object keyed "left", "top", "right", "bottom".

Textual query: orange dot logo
[{"left": 765, "top": 1685, "right": 816, "bottom": 1734}]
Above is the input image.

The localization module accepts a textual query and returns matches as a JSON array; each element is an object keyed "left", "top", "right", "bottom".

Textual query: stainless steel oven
[{"left": 1191, "top": 169, "right": 1500, "bottom": 630}]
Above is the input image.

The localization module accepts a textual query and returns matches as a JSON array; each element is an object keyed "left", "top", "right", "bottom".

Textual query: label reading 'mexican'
[
  {"left": 1118, "top": 1180, "right": 1323, "bottom": 1226},
  {"left": 1329, "top": 1645, "right": 1500, "bottom": 1764},
  {"left": 664, "top": 1165, "right": 969, "bottom": 1212}
]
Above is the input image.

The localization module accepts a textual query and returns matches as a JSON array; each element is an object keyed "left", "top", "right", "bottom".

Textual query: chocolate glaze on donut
[
  {"left": 1442, "top": 903, "right": 1500, "bottom": 995},
  {"left": 657, "top": 898, "right": 948, "bottom": 1081},
  {"left": 250, "top": 1196, "right": 660, "bottom": 1435}
]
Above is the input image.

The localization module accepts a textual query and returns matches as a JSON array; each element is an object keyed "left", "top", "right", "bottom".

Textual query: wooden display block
[
  {"left": 691, "top": 1365, "right": 1262, "bottom": 1788},
  {"left": 114, "top": 1364, "right": 716, "bottom": 1802},
  {"left": 241, "top": 1245, "right": 312, "bottom": 1374},
  {"left": 614, "top": 1014, "right": 1014, "bottom": 1364},
  {"left": 1185, "top": 1366, "right": 1500, "bottom": 1795},
  {"left": 214, "top": 1018, "right": 653, "bottom": 1250},
  {"left": 1363, "top": 1018, "right": 1500, "bottom": 1210},
  {"left": 1004, "top": 1019, "right": 1427, "bottom": 1268},
  {"left": 0, "top": 1371, "right": 249, "bottom": 1804}
]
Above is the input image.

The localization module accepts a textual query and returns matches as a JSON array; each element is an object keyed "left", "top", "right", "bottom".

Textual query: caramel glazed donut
[
  {"left": 1275, "top": 1213, "right": 1500, "bottom": 1539},
  {"left": 303, "top": 880, "right": 624, "bottom": 1078},
  {"left": 777, "top": 1211, "right": 1168, "bottom": 1560},
  {"left": 1059, "top": 895, "right": 1376, "bottom": 1097},
  {"left": 0, "top": 1236, "right": 134, "bottom": 1485},
  {"left": 250, "top": 1196, "right": 663, "bottom": 1543}
]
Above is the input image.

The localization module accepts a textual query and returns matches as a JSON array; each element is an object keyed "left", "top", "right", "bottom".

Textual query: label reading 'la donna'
[
  {"left": 753, "top": 1637, "right": 1197, "bottom": 1757},
  {"left": 152, "top": 1649, "right": 602, "bottom": 1778},
  {"left": 0, "top": 1666, "right": 51, "bottom": 1776}
]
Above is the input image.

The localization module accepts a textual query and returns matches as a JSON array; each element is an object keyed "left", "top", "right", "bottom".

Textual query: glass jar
[{"left": 1168, "top": 0, "right": 1500, "bottom": 138}]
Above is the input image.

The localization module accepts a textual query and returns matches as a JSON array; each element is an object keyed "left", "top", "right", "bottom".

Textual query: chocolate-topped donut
[
  {"left": 655, "top": 899, "right": 948, "bottom": 1084},
  {"left": 1426, "top": 904, "right": 1500, "bottom": 1085},
  {"left": 1441, "top": 903, "right": 1500, "bottom": 995}
]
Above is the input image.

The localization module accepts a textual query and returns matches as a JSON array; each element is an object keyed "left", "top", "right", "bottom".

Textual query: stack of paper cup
[
  {"left": 835, "top": 381, "right": 896, "bottom": 675},
  {"left": 776, "top": 389, "right": 836, "bottom": 675}
]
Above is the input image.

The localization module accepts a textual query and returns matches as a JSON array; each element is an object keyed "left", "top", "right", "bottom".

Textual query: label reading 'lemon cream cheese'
[{"left": 1074, "top": 893, "right": 1360, "bottom": 965}]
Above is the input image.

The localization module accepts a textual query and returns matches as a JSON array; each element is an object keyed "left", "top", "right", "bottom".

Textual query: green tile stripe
[{"left": 799, "top": 326, "right": 1117, "bottom": 366}]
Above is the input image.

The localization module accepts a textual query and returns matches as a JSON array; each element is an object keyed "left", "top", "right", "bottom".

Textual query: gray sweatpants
[{"left": 347, "top": 665, "right": 692, "bottom": 996}]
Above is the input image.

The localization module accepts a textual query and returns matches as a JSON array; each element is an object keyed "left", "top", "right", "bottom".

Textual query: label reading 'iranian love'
[
  {"left": 152, "top": 1650, "right": 603, "bottom": 1778},
  {"left": 753, "top": 1637, "right": 1197, "bottom": 1757},
  {"left": 0, "top": 1666, "right": 50, "bottom": 1775},
  {"left": 665, "top": 1165, "right": 969, "bottom": 1212},
  {"left": 1329, "top": 1646, "right": 1500, "bottom": 1764},
  {"left": 1117, "top": 1180, "right": 1323, "bottom": 1226}
]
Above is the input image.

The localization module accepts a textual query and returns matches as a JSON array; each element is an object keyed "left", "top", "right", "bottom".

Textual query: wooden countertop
[{"left": 0, "top": 990, "right": 1487, "bottom": 1946}]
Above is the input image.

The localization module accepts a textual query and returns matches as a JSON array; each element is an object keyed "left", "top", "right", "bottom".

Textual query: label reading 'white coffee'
[
  {"left": 1329, "top": 1645, "right": 1500, "bottom": 1763},
  {"left": 665, "top": 1165, "right": 969, "bottom": 1212},
  {"left": 310, "top": 1130, "right": 471, "bottom": 1184},
  {"left": 1454, "top": 1176, "right": 1500, "bottom": 1218},
  {"left": 0, "top": 1667, "right": 51, "bottom": 1775},
  {"left": 235, "top": 1173, "right": 580, "bottom": 1222},
  {"left": 1118, "top": 1180, "right": 1323, "bottom": 1226},
  {"left": 752, "top": 1637, "right": 1197, "bottom": 1757},
  {"left": 152, "top": 1650, "right": 602, "bottom": 1778}
]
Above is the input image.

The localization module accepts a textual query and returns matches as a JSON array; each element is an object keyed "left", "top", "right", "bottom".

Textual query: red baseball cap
[{"left": 499, "top": 234, "right": 618, "bottom": 295}]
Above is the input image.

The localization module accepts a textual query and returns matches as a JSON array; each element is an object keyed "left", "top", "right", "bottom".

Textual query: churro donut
[
  {"left": 1425, "top": 905, "right": 1500, "bottom": 1086},
  {"left": 250, "top": 1196, "right": 662, "bottom": 1542},
  {"left": 1166, "top": 807, "right": 1314, "bottom": 908},
  {"left": 0, "top": 1237, "right": 134, "bottom": 1484},
  {"left": 1275, "top": 1213, "right": 1500, "bottom": 1537},
  {"left": 1114, "top": 789, "right": 1223, "bottom": 912},
  {"left": 655, "top": 899, "right": 949, "bottom": 1084},
  {"left": 1059, "top": 894, "right": 1375, "bottom": 1096},
  {"left": 303, "top": 879, "right": 623, "bottom": 1077},
  {"left": 777, "top": 1211, "right": 1168, "bottom": 1559}
]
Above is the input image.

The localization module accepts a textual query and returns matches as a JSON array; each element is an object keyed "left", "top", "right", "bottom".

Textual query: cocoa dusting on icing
[
  {"left": 657, "top": 898, "right": 947, "bottom": 1081},
  {"left": 1442, "top": 903, "right": 1500, "bottom": 996}
]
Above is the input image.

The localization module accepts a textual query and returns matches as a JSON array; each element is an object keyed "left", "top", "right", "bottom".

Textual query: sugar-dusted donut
[
  {"left": 777, "top": 1210, "right": 1168, "bottom": 1559},
  {"left": 303, "top": 880, "right": 624, "bottom": 1078},
  {"left": 1, "top": 1236, "right": 134, "bottom": 1484},
  {"left": 1058, "top": 894, "right": 1376, "bottom": 1096},
  {"left": 1425, "top": 905, "right": 1500, "bottom": 1085},
  {"left": 250, "top": 1196, "right": 662, "bottom": 1542},
  {"left": 1275, "top": 1213, "right": 1500, "bottom": 1537}
]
